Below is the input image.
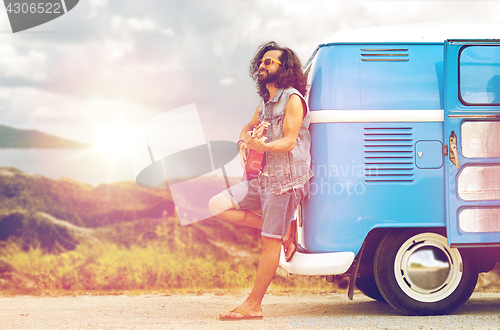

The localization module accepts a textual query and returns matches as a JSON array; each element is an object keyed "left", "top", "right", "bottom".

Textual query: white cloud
[
  {"left": 0, "top": 87, "right": 13, "bottom": 99},
  {"left": 102, "top": 39, "right": 134, "bottom": 60},
  {"left": 161, "top": 28, "right": 175, "bottom": 36},
  {"left": 111, "top": 15, "right": 175, "bottom": 36},
  {"left": 0, "top": 46, "right": 48, "bottom": 81},
  {"left": 112, "top": 16, "right": 154, "bottom": 32},
  {"left": 220, "top": 77, "right": 235, "bottom": 85},
  {"left": 124, "top": 17, "right": 157, "bottom": 31},
  {"left": 88, "top": 0, "right": 110, "bottom": 9},
  {"left": 31, "top": 106, "right": 59, "bottom": 119},
  {"left": 26, "top": 91, "right": 159, "bottom": 144}
]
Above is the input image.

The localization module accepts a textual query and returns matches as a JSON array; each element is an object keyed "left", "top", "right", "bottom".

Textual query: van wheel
[
  {"left": 373, "top": 230, "right": 478, "bottom": 315},
  {"left": 355, "top": 275, "right": 385, "bottom": 302}
]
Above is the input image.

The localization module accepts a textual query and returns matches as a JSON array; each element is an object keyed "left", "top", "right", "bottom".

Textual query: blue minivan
[{"left": 279, "top": 23, "right": 500, "bottom": 315}]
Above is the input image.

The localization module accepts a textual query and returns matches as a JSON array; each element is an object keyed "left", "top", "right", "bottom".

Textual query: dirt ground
[{"left": 1, "top": 291, "right": 499, "bottom": 330}]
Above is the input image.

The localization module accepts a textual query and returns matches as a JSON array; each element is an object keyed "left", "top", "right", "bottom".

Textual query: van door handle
[{"left": 449, "top": 131, "right": 459, "bottom": 169}]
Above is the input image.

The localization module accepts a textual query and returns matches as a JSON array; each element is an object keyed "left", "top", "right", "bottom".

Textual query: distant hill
[{"left": 0, "top": 125, "right": 90, "bottom": 149}]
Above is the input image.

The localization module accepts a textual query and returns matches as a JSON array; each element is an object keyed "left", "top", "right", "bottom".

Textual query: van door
[{"left": 444, "top": 40, "right": 500, "bottom": 247}]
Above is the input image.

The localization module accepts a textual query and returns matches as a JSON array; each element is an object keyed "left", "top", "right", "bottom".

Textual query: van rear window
[{"left": 459, "top": 46, "right": 500, "bottom": 105}]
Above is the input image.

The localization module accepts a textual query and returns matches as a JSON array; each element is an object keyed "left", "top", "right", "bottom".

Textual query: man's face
[{"left": 258, "top": 50, "right": 282, "bottom": 84}]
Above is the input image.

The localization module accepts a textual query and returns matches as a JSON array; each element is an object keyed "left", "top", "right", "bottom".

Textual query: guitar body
[
  {"left": 241, "top": 121, "right": 269, "bottom": 181},
  {"left": 244, "top": 150, "right": 265, "bottom": 181}
]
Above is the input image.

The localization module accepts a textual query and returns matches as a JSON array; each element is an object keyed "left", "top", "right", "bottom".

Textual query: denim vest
[{"left": 258, "top": 87, "right": 314, "bottom": 195}]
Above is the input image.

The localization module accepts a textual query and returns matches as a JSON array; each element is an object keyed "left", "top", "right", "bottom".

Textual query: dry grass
[{"left": 0, "top": 239, "right": 349, "bottom": 296}]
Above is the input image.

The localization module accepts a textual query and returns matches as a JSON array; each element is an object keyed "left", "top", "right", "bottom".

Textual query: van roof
[{"left": 319, "top": 22, "right": 500, "bottom": 45}]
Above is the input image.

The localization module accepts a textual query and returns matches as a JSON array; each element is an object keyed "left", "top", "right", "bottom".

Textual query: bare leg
[
  {"left": 210, "top": 192, "right": 284, "bottom": 318},
  {"left": 282, "top": 222, "right": 296, "bottom": 261},
  {"left": 219, "top": 236, "right": 282, "bottom": 318},
  {"left": 209, "top": 193, "right": 263, "bottom": 229}
]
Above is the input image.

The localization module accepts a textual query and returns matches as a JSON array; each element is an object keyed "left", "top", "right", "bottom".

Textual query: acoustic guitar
[{"left": 242, "top": 121, "right": 269, "bottom": 181}]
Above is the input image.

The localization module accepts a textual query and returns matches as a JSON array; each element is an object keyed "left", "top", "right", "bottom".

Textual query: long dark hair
[{"left": 249, "top": 41, "right": 307, "bottom": 101}]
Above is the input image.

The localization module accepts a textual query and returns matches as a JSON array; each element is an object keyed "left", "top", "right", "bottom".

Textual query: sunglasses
[{"left": 257, "top": 57, "right": 282, "bottom": 67}]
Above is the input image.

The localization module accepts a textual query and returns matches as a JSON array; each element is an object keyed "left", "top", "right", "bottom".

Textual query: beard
[{"left": 258, "top": 69, "right": 279, "bottom": 84}]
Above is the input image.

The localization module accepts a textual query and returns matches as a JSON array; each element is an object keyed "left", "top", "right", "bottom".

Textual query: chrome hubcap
[{"left": 394, "top": 233, "right": 463, "bottom": 303}]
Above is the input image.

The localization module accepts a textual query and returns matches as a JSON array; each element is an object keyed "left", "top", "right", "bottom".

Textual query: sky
[{"left": 0, "top": 0, "right": 500, "bottom": 149}]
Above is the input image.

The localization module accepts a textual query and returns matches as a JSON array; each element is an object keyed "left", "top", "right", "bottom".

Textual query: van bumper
[{"left": 279, "top": 249, "right": 355, "bottom": 275}]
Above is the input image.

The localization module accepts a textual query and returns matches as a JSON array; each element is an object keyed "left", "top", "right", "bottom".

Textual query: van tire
[
  {"left": 355, "top": 275, "right": 385, "bottom": 302},
  {"left": 373, "top": 230, "right": 478, "bottom": 315}
]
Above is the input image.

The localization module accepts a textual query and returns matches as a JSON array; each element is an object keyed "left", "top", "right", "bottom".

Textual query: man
[{"left": 209, "top": 41, "right": 313, "bottom": 320}]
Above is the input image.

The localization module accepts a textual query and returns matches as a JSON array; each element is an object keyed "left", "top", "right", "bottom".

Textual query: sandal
[
  {"left": 282, "top": 220, "right": 298, "bottom": 262},
  {"left": 219, "top": 308, "right": 263, "bottom": 321}
]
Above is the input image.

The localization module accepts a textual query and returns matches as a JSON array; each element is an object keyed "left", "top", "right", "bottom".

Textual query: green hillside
[
  {"left": 0, "top": 125, "right": 90, "bottom": 149},
  {"left": 0, "top": 167, "right": 257, "bottom": 252}
]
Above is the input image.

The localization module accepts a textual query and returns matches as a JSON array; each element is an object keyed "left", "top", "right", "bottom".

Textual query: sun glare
[{"left": 96, "top": 123, "right": 132, "bottom": 158}]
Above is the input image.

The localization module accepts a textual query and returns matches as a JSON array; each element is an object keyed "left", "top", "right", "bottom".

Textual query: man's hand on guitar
[
  {"left": 244, "top": 130, "right": 267, "bottom": 152},
  {"left": 244, "top": 121, "right": 269, "bottom": 153}
]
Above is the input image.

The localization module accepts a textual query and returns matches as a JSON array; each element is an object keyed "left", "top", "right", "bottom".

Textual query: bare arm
[{"left": 244, "top": 94, "right": 304, "bottom": 153}]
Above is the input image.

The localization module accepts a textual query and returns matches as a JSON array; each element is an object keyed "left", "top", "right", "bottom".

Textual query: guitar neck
[{"left": 252, "top": 121, "right": 269, "bottom": 139}]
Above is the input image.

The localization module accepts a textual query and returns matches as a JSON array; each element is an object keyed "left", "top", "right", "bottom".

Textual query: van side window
[{"left": 459, "top": 46, "right": 500, "bottom": 105}]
